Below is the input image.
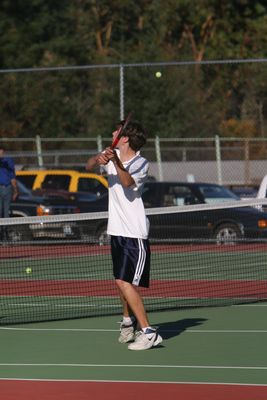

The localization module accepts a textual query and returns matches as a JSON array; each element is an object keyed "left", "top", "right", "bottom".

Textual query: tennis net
[{"left": 1, "top": 198, "right": 267, "bottom": 325}]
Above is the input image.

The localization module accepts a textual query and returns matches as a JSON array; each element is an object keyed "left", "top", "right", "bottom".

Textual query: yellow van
[{"left": 16, "top": 169, "right": 108, "bottom": 194}]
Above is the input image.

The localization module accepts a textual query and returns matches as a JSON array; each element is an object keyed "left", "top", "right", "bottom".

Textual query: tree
[{"left": 0, "top": 0, "right": 266, "bottom": 140}]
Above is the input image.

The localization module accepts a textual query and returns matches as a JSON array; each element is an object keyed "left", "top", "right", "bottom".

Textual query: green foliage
[{"left": 0, "top": 0, "right": 267, "bottom": 139}]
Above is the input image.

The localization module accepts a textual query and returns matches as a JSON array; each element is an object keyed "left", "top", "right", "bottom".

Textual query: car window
[
  {"left": 16, "top": 174, "right": 37, "bottom": 189},
  {"left": 165, "top": 185, "right": 199, "bottom": 206},
  {"left": 77, "top": 177, "right": 107, "bottom": 195},
  {"left": 142, "top": 183, "right": 200, "bottom": 207},
  {"left": 198, "top": 185, "right": 239, "bottom": 204},
  {"left": 142, "top": 184, "right": 159, "bottom": 207},
  {"left": 41, "top": 175, "right": 71, "bottom": 190}
]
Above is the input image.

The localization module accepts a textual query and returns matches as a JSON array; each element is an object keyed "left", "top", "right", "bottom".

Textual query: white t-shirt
[{"left": 104, "top": 150, "right": 149, "bottom": 239}]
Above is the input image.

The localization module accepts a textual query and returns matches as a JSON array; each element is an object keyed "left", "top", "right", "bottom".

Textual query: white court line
[
  {"left": 186, "top": 330, "right": 267, "bottom": 333},
  {"left": 234, "top": 304, "right": 267, "bottom": 307},
  {"left": 0, "top": 377, "right": 266, "bottom": 387},
  {"left": 1, "top": 327, "right": 267, "bottom": 333},
  {"left": 0, "top": 363, "right": 267, "bottom": 370},
  {"left": 0, "top": 327, "right": 117, "bottom": 332},
  {"left": 5, "top": 301, "right": 267, "bottom": 308}
]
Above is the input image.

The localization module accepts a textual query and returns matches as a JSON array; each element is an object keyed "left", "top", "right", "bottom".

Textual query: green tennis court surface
[
  {"left": 1, "top": 231, "right": 267, "bottom": 398},
  {"left": 0, "top": 305, "right": 267, "bottom": 399},
  {"left": 1, "top": 243, "right": 267, "bottom": 324}
]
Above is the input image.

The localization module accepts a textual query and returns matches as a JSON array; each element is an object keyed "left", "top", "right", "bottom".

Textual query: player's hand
[
  {"left": 98, "top": 147, "right": 116, "bottom": 165},
  {"left": 96, "top": 153, "right": 108, "bottom": 165},
  {"left": 104, "top": 147, "right": 116, "bottom": 161},
  {"left": 97, "top": 148, "right": 114, "bottom": 165}
]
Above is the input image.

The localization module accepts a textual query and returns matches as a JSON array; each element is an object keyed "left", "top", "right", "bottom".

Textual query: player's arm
[
  {"left": 86, "top": 152, "right": 109, "bottom": 171},
  {"left": 88, "top": 147, "right": 135, "bottom": 187},
  {"left": 86, "top": 154, "right": 99, "bottom": 171},
  {"left": 106, "top": 149, "right": 135, "bottom": 188},
  {"left": 115, "top": 164, "right": 135, "bottom": 188}
]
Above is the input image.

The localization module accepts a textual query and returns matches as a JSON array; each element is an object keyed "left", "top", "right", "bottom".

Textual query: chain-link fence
[
  {"left": 1, "top": 59, "right": 267, "bottom": 186},
  {"left": 2, "top": 135, "right": 267, "bottom": 187},
  {"left": 1, "top": 59, "right": 267, "bottom": 139}
]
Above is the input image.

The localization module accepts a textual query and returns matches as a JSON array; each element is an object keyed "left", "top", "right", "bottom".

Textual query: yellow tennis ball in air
[
  {"left": 155, "top": 71, "right": 162, "bottom": 78},
  {"left": 25, "top": 267, "right": 32, "bottom": 274}
]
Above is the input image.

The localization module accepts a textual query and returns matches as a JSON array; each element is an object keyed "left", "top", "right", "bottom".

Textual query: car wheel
[
  {"left": 96, "top": 225, "right": 110, "bottom": 246},
  {"left": 214, "top": 223, "right": 242, "bottom": 245}
]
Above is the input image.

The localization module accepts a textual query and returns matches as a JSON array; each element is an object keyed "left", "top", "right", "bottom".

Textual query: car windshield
[{"left": 199, "top": 185, "right": 240, "bottom": 204}]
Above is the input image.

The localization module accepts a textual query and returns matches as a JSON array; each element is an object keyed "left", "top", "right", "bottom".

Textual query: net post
[{"left": 215, "top": 135, "right": 222, "bottom": 185}]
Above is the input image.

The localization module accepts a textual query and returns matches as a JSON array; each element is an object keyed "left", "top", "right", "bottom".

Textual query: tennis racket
[{"left": 111, "top": 112, "right": 132, "bottom": 149}]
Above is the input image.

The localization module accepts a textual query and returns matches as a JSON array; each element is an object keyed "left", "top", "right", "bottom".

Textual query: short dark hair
[
  {"left": 0, "top": 145, "right": 5, "bottom": 151},
  {"left": 119, "top": 121, "right": 148, "bottom": 151}
]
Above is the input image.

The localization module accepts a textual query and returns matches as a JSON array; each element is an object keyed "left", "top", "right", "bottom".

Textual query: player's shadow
[{"left": 157, "top": 317, "right": 207, "bottom": 340}]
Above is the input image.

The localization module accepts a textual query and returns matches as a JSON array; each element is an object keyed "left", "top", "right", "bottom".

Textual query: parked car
[
  {"left": 142, "top": 181, "right": 240, "bottom": 207},
  {"left": 16, "top": 169, "right": 108, "bottom": 195},
  {"left": 81, "top": 181, "right": 267, "bottom": 245},
  {"left": 8, "top": 181, "right": 267, "bottom": 245},
  {"left": 7, "top": 180, "right": 110, "bottom": 242},
  {"left": 7, "top": 177, "right": 106, "bottom": 241},
  {"left": 227, "top": 185, "right": 258, "bottom": 200},
  {"left": 10, "top": 181, "right": 80, "bottom": 218},
  {"left": 6, "top": 181, "right": 81, "bottom": 241},
  {"left": 144, "top": 182, "right": 267, "bottom": 244}
]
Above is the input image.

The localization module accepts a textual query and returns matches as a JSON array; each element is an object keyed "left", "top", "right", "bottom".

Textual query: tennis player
[{"left": 86, "top": 120, "right": 162, "bottom": 350}]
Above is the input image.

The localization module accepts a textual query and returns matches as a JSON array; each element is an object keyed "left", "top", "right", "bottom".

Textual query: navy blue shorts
[{"left": 111, "top": 236, "right": 151, "bottom": 288}]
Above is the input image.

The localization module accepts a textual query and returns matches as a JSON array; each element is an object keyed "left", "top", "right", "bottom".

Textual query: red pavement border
[{"left": 0, "top": 380, "right": 267, "bottom": 400}]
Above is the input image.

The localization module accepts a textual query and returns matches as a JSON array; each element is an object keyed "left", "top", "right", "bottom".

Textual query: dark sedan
[
  {"left": 10, "top": 181, "right": 80, "bottom": 218},
  {"left": 80, "top": 182, "right": 267, "bottom": 245},
  {"left": 7, "top": 181, "right": 267, "bottom": 245},
  {"left": 5, "top": 181, "right": 81, "bottom": 241},
  {"left": 142, "top": 182, "right": 267, "bottom": 244},
  {"left": 4, "top": 181, "right": 108, "bottom": 242}
]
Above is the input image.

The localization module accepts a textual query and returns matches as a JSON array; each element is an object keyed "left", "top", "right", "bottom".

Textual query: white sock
[{"left": 123, "top": 316, "right": 134, "bottom": 326}]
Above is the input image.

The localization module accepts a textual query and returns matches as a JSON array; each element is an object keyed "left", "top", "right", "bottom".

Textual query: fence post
[
  {"left": 155, "top": 136, "right": 163, "bottom": 181},
  {"left": 215, "top": 135, "right": 222, "bottom": 185},
  {"left": 96, "top": 135, "right": 103, "bottom": 152},
  {"left": 244, "top": 139, "right": 250, "bottom": 184},
  {"left": 35, "top": 135, "right": 43, "bottom": 167},
  {"left": 120, "top": 64, "right": 124, "bottom": 120}
]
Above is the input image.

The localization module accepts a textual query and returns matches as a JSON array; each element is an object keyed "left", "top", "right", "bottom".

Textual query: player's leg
[
  {"left": 3, "top": 186, "right": 12, "bottom": 218},
  {"left": 116, "top": 279, "right": 162, "bottom": 350},
  {"left": 116, "top": 279, "right": 149, "bottom": 328},
  {"left": 112, "top": 235, "right": 162, "bottom": 349},
  {"left": 117, "top": 287, "right": 137, "bottom": 343}
]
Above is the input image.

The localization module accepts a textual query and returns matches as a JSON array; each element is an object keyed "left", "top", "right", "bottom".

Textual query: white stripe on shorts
[{"left": 132, "top": 239, "right": 146, "bottom": 286}]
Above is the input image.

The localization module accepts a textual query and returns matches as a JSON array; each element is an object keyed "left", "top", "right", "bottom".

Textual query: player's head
[{"left": 118, "top": 121, "right": 148, "bottom": 151}]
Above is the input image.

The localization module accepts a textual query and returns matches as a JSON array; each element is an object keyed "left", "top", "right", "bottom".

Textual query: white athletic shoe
[
  {"left": 118, "top": 319, "right": 137, "bottom": 344},
  {"left": 128, "top": 328, "right": 163, "bottom": 350}
]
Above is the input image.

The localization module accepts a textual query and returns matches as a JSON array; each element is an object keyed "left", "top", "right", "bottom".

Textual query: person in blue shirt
[{"left": 0, "top": 146, "right": 18, "bottom": 218}]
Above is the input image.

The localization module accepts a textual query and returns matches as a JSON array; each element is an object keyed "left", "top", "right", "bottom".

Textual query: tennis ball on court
[
  {"left": 25, "top": 267, "right": 32, "bottom": 274},
  {"left": 155, "top": 71, "right": 162, "bottom": 78}
]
